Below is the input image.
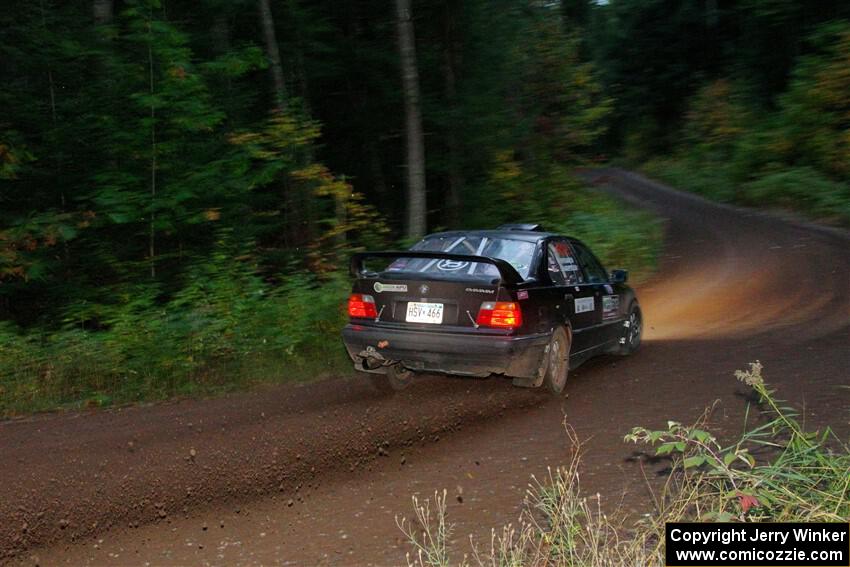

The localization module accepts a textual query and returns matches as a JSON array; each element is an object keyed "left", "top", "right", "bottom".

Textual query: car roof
[{"left": 423, "top": 229, "right": 570, "bottom": 243}]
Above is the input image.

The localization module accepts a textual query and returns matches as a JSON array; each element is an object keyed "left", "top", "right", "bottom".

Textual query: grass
[
  {"left": 0, "top": 273, "right": 355, "bottom": 416},
  {"left": 0, "top": 334, "right": 356, "bottom": 417},
  {"left": 467, "top": 160, "right": 664, "bottom": 284},
  {"left": 643, "top": 157, "right": 850, "bottom": 228},
  {"left": 551, "top": 188, "right": 662, "bottom": 285},
  {"left": 397, "top": 363, "right": 850, "bottom": 566}
]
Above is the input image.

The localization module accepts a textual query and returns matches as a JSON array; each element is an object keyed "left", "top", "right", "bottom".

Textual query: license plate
[{"left": 406, "top": 302, "right": 444, "bottom": 324}]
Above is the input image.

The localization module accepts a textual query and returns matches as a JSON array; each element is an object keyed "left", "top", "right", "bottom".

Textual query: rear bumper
[{"left": 341, "top": 324, "right": 550, "bottom": 378}]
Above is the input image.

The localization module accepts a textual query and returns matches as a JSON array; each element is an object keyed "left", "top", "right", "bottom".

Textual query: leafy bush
[
  {"left": 776, "top": 22, "right": 850, "bottom": 181},
  {"left": 471, "top": 155, "right": 663, "bottom": 282},
  {"left": 682, "top": 79, "right": 750, "bottom": 164},
  {"left": 643, "top": 22, "right": 850, "bottom": 228},
  {"left": 398, "top": 363, "right": 850, "bottom": 566},
  {"left": 626, "top": 362, "right": 849, "bottom": 527},
  {"left": 643, "top": 157, "right": 739, "bottom": 203},
  {"left": 646, "top": 157, "right": 850, "bottom": 226},
  {"left": 560, "top": 194, "right": 662, "bottom": 281},
  {"left": 741, "top": 167, "right": 850, "bottom": 223},
  {"left": 0, "top": 254, "right": 352, "bottom": 416}
]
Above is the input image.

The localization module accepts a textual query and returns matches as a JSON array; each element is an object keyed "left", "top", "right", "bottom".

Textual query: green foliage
[
  {"left": 589, "top": 0, "right": 726, "bottom": 154},
  {"left": 517, "top": 18, "right": 613, "bottom": 162},
  {"left": 589, "top": 0, "right": 850, "bottom": 154},
  {"left": 229, "top": 113, "right": 390, "bottom": 267},
  {"left": 0, "top": 240, "right": 353, "bottom": 416},
  {"left": 643, "top": 157, "right": 739, "bottom": 203},
  {"left": 0, "top": 131, "right": 33, "bottom": 180},
  {"left": 399, "top": 364, "right": 850, "bottom": 564},
  {"left": 741, "top": 167, "right": 850, "bottom": 222},
  {"left": 642, "top": 20, "right": 850, "bottom": 227},
  {"left": 682, "top": 79, "right": 750, "bottom": 162},
  {"left": 0, "top": 0, "right": 653, "bottom": 415},
  {"left": 775, "top": 22, "right": 850, "bottom": 180},
  {"left": 625, "top": 362, "right": 849, "bottom": 526},
  {"left": 477, "top": 155, "right": 662, "bottom": 282}
]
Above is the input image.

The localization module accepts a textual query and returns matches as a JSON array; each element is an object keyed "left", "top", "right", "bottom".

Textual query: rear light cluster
[
  {"left": 348, "top": 293, "right": 377, "bottom": 318},
  {"left": 347, "top": 293, "right": 522, "bottom": 329},
  {"left": 476, "top": 301, "right": 522, "bottom": 329}
]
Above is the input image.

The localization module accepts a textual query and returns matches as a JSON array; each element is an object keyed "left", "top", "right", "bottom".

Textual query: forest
[{"left": 1, "top": 0, "right": 848, "bottom": 414}]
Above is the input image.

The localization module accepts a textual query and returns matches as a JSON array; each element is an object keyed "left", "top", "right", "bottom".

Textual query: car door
[
  {"left": 546, "top": 239, "right": 600, "bottom": 354},
  {"left": 571, "top": 241, "right": 621, "bottom": 348}
]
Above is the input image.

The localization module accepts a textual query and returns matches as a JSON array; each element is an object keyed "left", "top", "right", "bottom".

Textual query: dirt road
[{"left": 3, "top": 169, "right": 848, "bottom": 566}]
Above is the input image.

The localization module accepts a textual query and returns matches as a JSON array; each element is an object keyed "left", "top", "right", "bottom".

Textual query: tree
[
  {"left": 776, "top": 22, "right": 850, "bottom": 179},
  {"left": 441, "top": 0, "right": 463, "bottom": 228},
  {"left": 395, "top": 0, "right": 427, "bottom": 240},
  {"left": 93, "top": 0, "right": 113, "bottom": 24},
  {"left": 258, "top": 0, "right": 287, "bottom": 110}
]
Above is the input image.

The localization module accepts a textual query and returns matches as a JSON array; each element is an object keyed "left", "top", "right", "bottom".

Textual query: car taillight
[
  {"left": 476, "top": 301, "right": 522, "bottom": 329},
  {"left": 348, "top": 293, "right": 378, "bottom": 318}
]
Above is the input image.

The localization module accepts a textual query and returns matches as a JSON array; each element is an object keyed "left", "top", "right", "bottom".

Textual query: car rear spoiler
[{"left": 350, "top": 251, "right": 524, "bottom": 285}]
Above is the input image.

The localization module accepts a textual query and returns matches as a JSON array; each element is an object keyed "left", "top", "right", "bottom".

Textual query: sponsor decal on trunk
[
  {"left": 465, "top": 287, "right": 495, "bottom": 294},
  {"left": 575, "top": 297, "right": 595, "bottom": 313},
  {"left": 373, "top": 282, "right": 408, "bottom": 293}
]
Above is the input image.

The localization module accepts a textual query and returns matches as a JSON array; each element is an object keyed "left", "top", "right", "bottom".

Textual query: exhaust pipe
[{"left": 358, "top": 346, "right": 391, "bottom": 372}]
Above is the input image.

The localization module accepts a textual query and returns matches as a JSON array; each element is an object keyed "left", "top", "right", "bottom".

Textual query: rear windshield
[{"left": 387, "top": 235, "right": 536, "bottom": 279}]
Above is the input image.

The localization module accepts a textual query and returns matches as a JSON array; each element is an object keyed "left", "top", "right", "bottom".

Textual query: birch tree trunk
[
  {"left": 395, "top": 0, "right": 427, "bottom": 240},
  {"left": 258, "top": 0, "right": 287, "bottom": 111}
]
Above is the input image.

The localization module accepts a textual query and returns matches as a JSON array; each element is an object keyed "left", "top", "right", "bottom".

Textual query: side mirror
[{"left": 610, "top": 269, "right": 628, "bottom": 283}]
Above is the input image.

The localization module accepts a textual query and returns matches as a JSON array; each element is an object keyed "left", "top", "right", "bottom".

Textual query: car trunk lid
[{"left": 354, "top": 277, "right": 500, "bottom": 328}]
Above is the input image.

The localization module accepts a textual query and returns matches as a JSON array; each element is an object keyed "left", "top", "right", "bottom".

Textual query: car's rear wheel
[
  {"left": 369, "top": 363, "right": 414, "bottom": 393},
  {"left": 542, "top": 326, "right": 570, "bottom": 394},
  {"left": 616, "top": 304, "right": 642, "bottom": 355}
]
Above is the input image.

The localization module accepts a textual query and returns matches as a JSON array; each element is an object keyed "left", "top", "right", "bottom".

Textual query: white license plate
[{"left": 406, "top": 302, "right": 444, "bottom": 324}]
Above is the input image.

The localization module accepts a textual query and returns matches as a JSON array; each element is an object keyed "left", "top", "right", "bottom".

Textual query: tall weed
[{"left": 398, "top": 363, "right": 850, "bottom": 566}]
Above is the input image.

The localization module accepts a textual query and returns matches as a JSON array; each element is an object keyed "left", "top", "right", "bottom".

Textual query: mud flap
[{"left": 511, "top": 343, "right": 547, "bottom": 388}]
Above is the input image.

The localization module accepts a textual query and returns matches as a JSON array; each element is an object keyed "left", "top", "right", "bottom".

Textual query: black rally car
[{"left": 341, "top": 224, "right": 642, "bottom": 393}]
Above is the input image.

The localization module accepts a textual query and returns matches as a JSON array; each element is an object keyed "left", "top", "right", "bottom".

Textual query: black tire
[
  {"left": 542, "top": 326, "right": 571, "bottom": 394},
  {"left": 368, "top": 364, "right": 414, "bottom": 393},
  {"left": 616, "top": 303, "right": 642, "bottom": 355}
]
